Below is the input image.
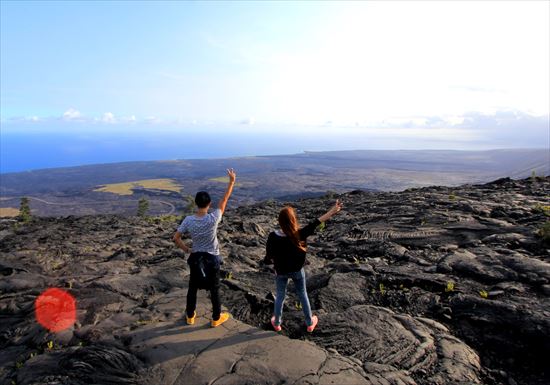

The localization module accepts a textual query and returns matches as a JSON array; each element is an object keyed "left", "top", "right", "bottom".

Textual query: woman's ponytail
[{"left": 278, "top": 206, "right": 307, "bottom": 252}]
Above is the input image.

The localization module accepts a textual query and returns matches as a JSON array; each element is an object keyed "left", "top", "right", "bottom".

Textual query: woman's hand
[
  {"left": 329, "top": 199, "right": 343, "bottom": 215},
  {"left": 319, "top": 199, "right": 343, "bottom": 223}
]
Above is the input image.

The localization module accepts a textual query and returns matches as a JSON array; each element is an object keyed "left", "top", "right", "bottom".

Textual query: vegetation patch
[
  {"left": 0, "top": 207, "right": 20, "bottom": 217},
  {"left": 94, "top": 179, "right": 182, "bottom": 195},
  {"left": 137, "top": 198, "right": 149, "bottom": 217},
  {"left": 533, "top": 204, "right": 550, "bottom": 216},
  {"left": 538, "top": 221, "right": 550, "bottom": 243},
  {"left": 208, "top": 176, "right": 242, "bottom": 186}
]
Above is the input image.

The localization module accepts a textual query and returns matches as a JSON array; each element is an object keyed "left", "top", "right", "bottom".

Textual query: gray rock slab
[{"left": 127, "top": 295, "right": 371, "bottom": 385}]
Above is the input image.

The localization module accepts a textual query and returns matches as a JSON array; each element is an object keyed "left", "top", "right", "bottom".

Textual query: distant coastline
[
  {"left": 1, "top": 129, "right": 548, "bottom": 174},
  {"left": 1, "top": 148, "right": 548, "bottom": 217}
]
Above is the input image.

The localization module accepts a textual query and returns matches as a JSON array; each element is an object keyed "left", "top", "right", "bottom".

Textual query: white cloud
[
  {"left": 240, "top": 117, "right": 255, "bottom": 125},
  {"left": 7, "top": 115, "right": 41, "bottom": 123},
  {"left": 62, "top": 108, "right": 82, "bottom": 121},
  {"left": 445, "top": 116, "right": 466, "bottom": 126},
  {"left": 144, "top": 116, "right": 161, "bottom": 124},
  {"left": 101, "top": 112, "right": 116, "bottom": 123},
  {"left": 120, "top": 115, "right": 137, "bottom": 123}
]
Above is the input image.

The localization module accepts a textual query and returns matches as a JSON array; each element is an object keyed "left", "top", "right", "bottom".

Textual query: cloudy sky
[{"left": 1, "top": 1, "right": 549, "bottom": 144}]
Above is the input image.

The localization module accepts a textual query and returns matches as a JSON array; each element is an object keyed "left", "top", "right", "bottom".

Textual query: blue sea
[
  {"left": 2, "top": 131, "right": 274, "bottom": 172},
  {"left": 0, "top": 126, "right": 480, "bottom": 173}
]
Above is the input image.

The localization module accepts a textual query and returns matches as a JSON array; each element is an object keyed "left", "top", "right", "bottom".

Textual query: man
[{"left": 173, "top": 168, "right": 236, "bottom": 327}]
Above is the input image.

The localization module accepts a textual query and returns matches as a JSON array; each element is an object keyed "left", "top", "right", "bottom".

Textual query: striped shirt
[{"left": 177, "top": 209, "right": 222, "bottom": 256}]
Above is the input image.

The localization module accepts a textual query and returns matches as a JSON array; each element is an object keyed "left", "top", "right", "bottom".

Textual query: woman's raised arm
[{"left": 318, "top": 199, "right": 343, "bottom": 223}]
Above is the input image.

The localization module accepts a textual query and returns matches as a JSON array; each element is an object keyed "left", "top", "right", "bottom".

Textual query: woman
[
  {"left": 264, "top": 199, "right": 343, "bottom": 332},
  {"left": 173, "top": 168, "right": 236, "bottom": 327}
]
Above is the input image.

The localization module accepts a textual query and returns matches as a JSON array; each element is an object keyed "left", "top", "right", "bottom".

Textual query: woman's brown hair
[{"left": 278, "top": 206, "right": 307, "bottom": 252}]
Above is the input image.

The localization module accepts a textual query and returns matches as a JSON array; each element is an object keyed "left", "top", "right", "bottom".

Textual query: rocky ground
[{"left": 0, "top": 176, "right": 548, "bottom": 385}]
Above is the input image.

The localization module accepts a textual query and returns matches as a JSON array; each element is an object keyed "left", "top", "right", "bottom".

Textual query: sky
[{"left": 1, "top": 0, "right": 549, "bottom": 162}]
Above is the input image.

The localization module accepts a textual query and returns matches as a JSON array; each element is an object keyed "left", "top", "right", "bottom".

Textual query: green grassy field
[
  {"left": 208, "top": 176, "right": 242, "bottom": 186},
  {"left": 94, "top": 179, "right": 183, "bottom": 195},
  {"left": 0, "top": 207, "right": 20, "bottom": 217}
]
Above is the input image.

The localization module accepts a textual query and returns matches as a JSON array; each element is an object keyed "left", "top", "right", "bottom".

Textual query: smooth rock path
[{"left": 129, "top": 289, "right": 370, "bottom": 385}]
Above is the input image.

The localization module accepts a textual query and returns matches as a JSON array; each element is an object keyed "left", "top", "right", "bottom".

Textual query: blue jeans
[{"left": 273, "top": 268, "right": 313, "bottom": 326}]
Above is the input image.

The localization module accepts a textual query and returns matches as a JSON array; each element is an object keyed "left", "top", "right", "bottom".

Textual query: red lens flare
[{"left": 35, "top": 288, "right": 76, "bottom": 332}]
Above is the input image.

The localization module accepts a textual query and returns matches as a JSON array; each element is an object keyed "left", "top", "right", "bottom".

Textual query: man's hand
[
  {"left": 219, "top": 168, "right": 237, "bottom": 214},
  {"left": 173, "top": 232, "right": 191, "bottom": 253},
  {"left": 227, "top": 168, "right": 236, "bottom": 184}
]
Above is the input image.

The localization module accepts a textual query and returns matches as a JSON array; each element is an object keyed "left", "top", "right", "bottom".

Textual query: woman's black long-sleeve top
[{"left": 263, "top": 219, "right": 321, "bottom": 274}]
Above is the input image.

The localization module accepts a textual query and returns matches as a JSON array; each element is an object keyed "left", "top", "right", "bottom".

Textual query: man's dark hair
[{"left": 195, "top": 191, "right": 211, "bottom": 208}]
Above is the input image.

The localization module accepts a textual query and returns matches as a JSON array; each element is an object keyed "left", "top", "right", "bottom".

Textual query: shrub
[
  {"left": 159, "top": 214, "right": 181, "bottom": 223},
  {"left": 533, "top": 204, "right": 550, "bottom": 216},
  {"left": 183, "top": 195, "right": 196, "bottom": 215},
  {"left": 19, "top": 197, "right": 31, "bottom": 222},
  {"left": 137, "top": 198, "right": 149, "bottom": 217},
  {"left": 538, "top": 221, "right": 550, "bottom": 243},
  {"left": 325, "top": 190, "right": 338, "bottom": 199}
]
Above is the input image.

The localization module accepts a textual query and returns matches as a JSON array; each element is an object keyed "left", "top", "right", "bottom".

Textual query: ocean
[
  {"left": 1, "top": 132, "right": 312, "bottom": 173},
  {"left": 0, "top": 125, "right": 495, "bottom": 173},
  {"left": 0, "top": 130, "right": 409, "bottom": 173}
]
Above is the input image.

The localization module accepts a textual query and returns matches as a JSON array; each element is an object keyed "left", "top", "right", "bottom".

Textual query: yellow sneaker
[
  {"left": 211, "top": 312, "right": 230, "bottom": 327},
  {"left": 186, "top": 311, "right": 196, "bottom": 325}
]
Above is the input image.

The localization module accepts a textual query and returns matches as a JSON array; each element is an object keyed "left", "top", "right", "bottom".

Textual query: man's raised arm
[{"left": 218, "top": 168, "right": 236, "bottom": 215}]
